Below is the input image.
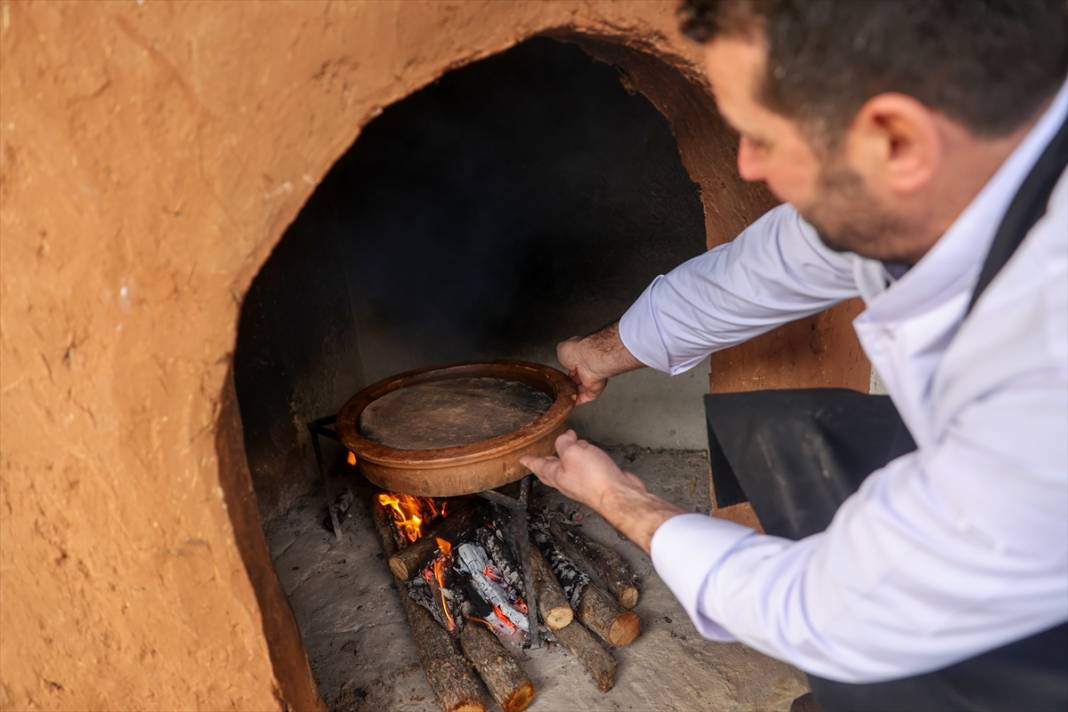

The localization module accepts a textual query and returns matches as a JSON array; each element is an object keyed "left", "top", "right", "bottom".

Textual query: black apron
[{"left": 704, "top": 114, "right": 1068, "bottom": 712}]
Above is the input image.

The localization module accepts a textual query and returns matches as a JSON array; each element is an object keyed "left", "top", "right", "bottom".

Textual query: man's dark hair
[{"left": 679, "top": 0, "right": 1068, "bottom": 143}]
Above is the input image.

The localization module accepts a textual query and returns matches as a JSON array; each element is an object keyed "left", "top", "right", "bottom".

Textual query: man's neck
[{"left": 908, "top": 100, "right": 1054, "bottom": 263}]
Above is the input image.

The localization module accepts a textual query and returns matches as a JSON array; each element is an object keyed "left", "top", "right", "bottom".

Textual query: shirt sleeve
[
  {"left": 619, "top": 204, "right": 860, "bottom": 374},
  {"left": 650, "top": 370, "right": 1068, "bottom": 683}
]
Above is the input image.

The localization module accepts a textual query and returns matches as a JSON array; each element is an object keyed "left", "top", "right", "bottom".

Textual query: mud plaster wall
[{"left": 0, "top": 2, "right": 865, "bottom": 710}]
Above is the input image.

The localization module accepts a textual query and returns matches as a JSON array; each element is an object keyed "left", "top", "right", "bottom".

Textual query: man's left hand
[{"left": 521, "top": 430, "right": 684, "bottom": 553}]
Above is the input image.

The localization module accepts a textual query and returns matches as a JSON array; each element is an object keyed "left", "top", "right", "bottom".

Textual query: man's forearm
[
  {"left": 595, "top": 480, "right": 684, "bottom": 554},
  {"left": 579, "top": 322, "right": 644, "bottom": 379}
]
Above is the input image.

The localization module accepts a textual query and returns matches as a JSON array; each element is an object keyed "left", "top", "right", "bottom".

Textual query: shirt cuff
[
  {"left": 650, "top": 513, "right": 756, "bottom": 641},
  {"left": 619, "top": 276, "right": 672, "bottom": 373}
]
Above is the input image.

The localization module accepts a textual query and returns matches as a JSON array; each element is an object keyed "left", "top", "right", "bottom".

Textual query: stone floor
[{"left": 263, "top": 446, "right": 808, "bottom": 711}]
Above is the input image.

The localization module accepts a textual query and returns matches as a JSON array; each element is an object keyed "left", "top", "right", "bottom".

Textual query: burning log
[
  {"left": 550, "top": 621, "right": 618, "bottom": 693},
  {"left": 460, "top": 623, "right": 535, "bottom": 712},
  {"left": 526, "top": 545, "right": 573, "bottom": 630},
  {"left": 549, "top": 520, "right": 640, "bottom": 609},
  {"left": 388, "top": 499, "right": 484, "bottom": 580},
  {"left": 477, "top": 526, "right": 523, "bottom": 594},
  {"left": 530, "top": 514, "right": 589, "bottom": 608},
  {"left": 408, "top": 540, "right": 464, "bottom": 633},
  {"left": 456, "top": 542, "right": 528, "bottom": 634},
  {"left": 577, "top": 583, "right": 641, "bottom": 647},
  {"left": 372, "top": 504, "right": 486, "bottom": 712}
]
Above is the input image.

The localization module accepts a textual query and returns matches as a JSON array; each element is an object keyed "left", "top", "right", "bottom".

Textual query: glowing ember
[
  {"left": 492, "top": 604, "right": 517, "bottom": 632},
  {"left": 346, "top": 451, "right": 357, "bottom": 466},
  {"left": 433, "top": 538, "right": 456, "bottom": 631},
  {"left": 376, "top": 492, "right": 442, "bottom": 542}
]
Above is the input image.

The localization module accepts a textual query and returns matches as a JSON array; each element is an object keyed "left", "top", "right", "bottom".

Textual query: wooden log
[
  {"left": 577, "top": 583, "right": 641, "bottom": 647},
  {"left": 456, "top": 542, "right": 528, "bottom": 633},
  {"left": 551, "top": 621, "right": 617, "bottom": 693},
  {"left": 526, "top": 546, "right": 573, "bottom": 630},
  {"left": 373, "top": 504, "right": 486, "bottom": 712},
  {"left": 387, "top": 499, "right": 483, "bottom": 580},
  {"left": 460, "top": 623, "right": 535, "bottom": 712},
  {"left": 477, "top": 526, "right": 523, "bottom": 594},
  {"left": 550, "top": 520, "right": 639, "bottom": 609},
  {"left": 530, "top": 514, "right": 589, "bottom": 608}
]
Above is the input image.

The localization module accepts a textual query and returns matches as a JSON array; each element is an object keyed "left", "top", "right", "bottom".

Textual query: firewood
[
  {"left": 577, "top": 582, "right": 641, "bottom": 647},
  {"left": 387, "top": 499, "right": 483, "bottom": 580},
  {"left": 526, "top": 545, "right": 573, "bottom": 630},
  {"left": 477, "top": 525, "right": 523, "bottom": 594},
  {"left": 550, "top": 621, "right": 617, "bottom": 693},
  {"left": 372, "top": 504, "right": 486, "bottom": 712},
  {"left": 456, "top": 542, "right": 528, "bottom": 633},
  {"left": 460, "top": 623, "right": 535, "bottom": 712},
  {"left": 550, "top": 520, "right": 639, "bottom": 609},
  {"left": 529, "top": 514, "right": 589, "bottom": 608}
]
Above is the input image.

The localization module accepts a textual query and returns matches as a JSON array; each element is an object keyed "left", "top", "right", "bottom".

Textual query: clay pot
[{"left": 336, "top": 360, "right": 576, "bottom": 496}]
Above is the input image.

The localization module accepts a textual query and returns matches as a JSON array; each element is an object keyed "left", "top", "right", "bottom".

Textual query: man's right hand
[{"left": 556, "top": 321, "right": 645, "bottom": 405}]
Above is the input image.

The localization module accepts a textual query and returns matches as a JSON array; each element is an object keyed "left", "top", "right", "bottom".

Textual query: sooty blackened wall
[{"left": 235, "top": 38, "right": 709, "bottom": 518}]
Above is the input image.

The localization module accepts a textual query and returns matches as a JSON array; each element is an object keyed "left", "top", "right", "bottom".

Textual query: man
[{"left": 519, "top": 1, "right": 1068, "bottom": 710}]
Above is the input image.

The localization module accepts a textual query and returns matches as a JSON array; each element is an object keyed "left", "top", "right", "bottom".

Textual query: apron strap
[{"left": 965, "top": 112, "right": 1068, "bottom": 316}]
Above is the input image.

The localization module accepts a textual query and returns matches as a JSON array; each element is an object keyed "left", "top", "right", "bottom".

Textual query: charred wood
[
  {"left": 529, "top": 514, "right": 589, "bottom": 608},
  {"left": 526, "top": 545, "right": 573, "bottom": 630},
  {"left": 549, "top": 520, "right": 640, "bottom": 609},
  {"left": 456, "top": 542, "right": 528, "bottom": 633},
  {"left": 372, "top": 504, "right": 485, "bottom": 712},
  {"left": 477, "top": 525, "right": 523, "bottom": 594},
  {"left": 387, "top": 499, "right": 484, "bottom": 580}
]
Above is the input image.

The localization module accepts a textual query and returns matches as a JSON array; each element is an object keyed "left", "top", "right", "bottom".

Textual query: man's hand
[
  {"left": 557, "top": 322, "right": 644, "bottom": 405},
  {"left": 520, "top": 430, "right": 642, "bottom": 508},
  {"left": 558, "top": 338, "right": 610, "bottom": 405},
  {"left": 521, "top": 430, "right": 684, "bottom": 553}
]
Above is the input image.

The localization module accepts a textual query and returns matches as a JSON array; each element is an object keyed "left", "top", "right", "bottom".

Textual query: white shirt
[{"left": 619, "top": 83, "right": 1068, "bottom": 683}]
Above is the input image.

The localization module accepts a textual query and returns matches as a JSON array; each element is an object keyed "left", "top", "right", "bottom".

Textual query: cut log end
[
  {"left": 577, "top": 583, "right": 642, "bottom": 648},
  {"left": 388, "top": 558, "right": 410, "bottom": 581},
  {"left": 448, "top": 704, "right": 486, "bottom": 712},
  {"left": 608, "top": 611, "right": 641, "bottom": 647},
  {"left": 619, "top": 586, "right": 639, "bottom": 610},
  {"left": 544, "top": 606, "right": 574, "bottom": 631},
  {"left": 503, "top": 681, "right": 535, "bottom": 712},
  {"left": 459, "top": 621, "right": 534, "bottom": 712}
]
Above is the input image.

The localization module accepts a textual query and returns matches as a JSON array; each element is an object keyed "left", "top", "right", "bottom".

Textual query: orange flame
[
  {"left": 433, "top": 538, "right": 456, "bottom": 631},
  {"left": 376, "top": 492, "right": 442, "bottom": 542},
  {"left": 346, "top": 451, "right": 357, "bottom": 466}
]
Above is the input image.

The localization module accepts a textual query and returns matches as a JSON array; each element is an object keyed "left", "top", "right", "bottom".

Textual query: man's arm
[
  {"left": 524, "top": 371, "right": 1068, "bottom": 682},
  {"left": 557, "top": 323, "right": 643, "bottom": 405},
  {"left": 520, "top": 430, "right": 683, "bottom": 551},
  {"left": 562, "top": 204, "right": 860, "bottom": 400}
]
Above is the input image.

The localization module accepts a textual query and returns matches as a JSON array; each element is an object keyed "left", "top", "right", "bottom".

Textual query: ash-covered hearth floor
[{"left": 264, "top": 447, "right": 808, "bottom": 711}]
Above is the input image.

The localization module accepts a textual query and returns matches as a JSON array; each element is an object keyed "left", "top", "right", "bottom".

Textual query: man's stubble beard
[{"left": 798, "top": 159, "right": 915, "bottom": 263}]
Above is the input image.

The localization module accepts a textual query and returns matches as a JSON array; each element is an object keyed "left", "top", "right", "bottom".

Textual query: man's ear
[{"left": 849, "top": 93, "right": 941, "bottom": 194}]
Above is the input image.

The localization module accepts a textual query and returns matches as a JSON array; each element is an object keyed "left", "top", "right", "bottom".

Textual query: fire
[
  {"left": 433, "top": 538, "right": 456, "bottom": 632},
  {"left": 346, "top": 451, "right": 357, "bottom": 466},
  {"left": 492, "top": 604, "right": 517, "bottom": 632},
  {"left": 376, "top": 492, "right": 443, "bottom": 542}
]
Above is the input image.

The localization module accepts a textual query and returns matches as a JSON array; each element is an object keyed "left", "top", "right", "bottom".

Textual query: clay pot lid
[{"left": 336, "top": 360, "right": 576, "bottom": 473}]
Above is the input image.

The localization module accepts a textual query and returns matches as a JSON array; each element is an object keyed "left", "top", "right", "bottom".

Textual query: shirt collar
[{"left": 862, "top": 80, "right": 1068, "bottom": 323}]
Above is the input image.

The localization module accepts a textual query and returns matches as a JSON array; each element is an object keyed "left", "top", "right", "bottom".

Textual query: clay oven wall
[{"left": 0, "top": 1, "right": 866, "bottom": 709}]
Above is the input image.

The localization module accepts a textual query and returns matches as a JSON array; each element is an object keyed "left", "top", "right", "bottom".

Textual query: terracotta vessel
[{"left": 337, "top": 360, "right": 577, "bottom": 496}]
